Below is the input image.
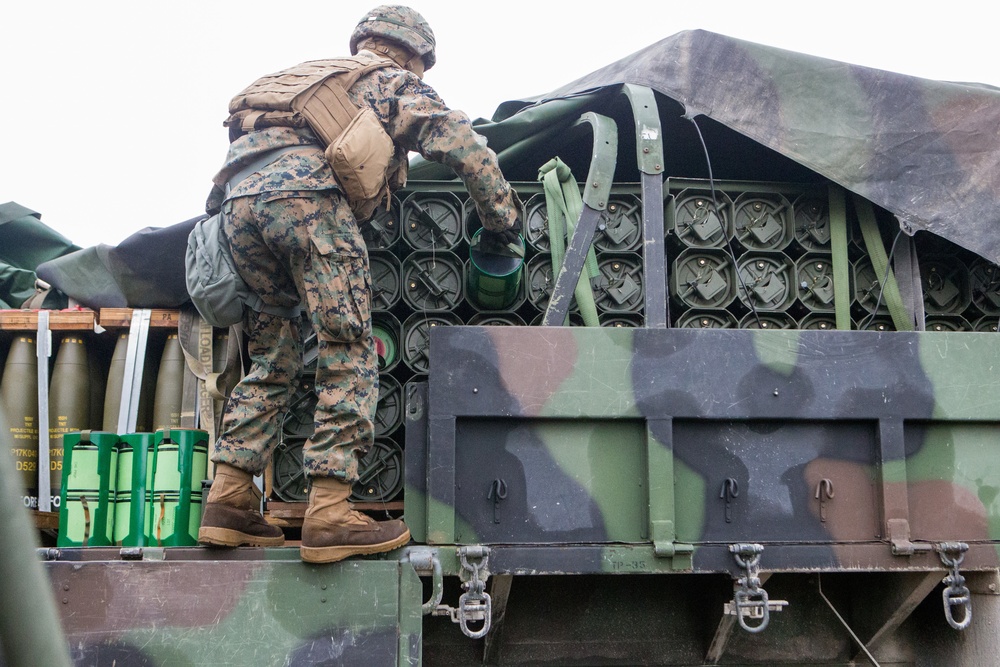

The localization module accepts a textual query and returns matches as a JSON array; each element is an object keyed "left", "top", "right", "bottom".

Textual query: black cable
[
  {"left": 685, "top": 115, "right": 762, "bottom": 328},
  {"left": 857, "top": 227, "right": 906, "bottom": 331}
]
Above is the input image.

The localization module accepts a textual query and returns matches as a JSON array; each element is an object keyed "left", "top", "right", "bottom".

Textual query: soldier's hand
[{"left": 479, "top": 219, "right": 522, "bottom": 255}]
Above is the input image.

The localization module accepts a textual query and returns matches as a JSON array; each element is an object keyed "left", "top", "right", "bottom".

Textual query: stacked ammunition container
[
  {"left": 666, "top": 179, "right": 1000, "bottom": 332},
  {"left": 266, "top": 178, "right": 1000, "bottom": 507}
]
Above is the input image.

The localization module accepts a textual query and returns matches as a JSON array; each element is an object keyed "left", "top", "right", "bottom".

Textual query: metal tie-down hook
[
  {"left": 814, "top": 478, "right": 834, "bottom": 522},
  {"left": 720, "top": 477, "right": 739, "bottom": 523},
  {"left": 488, "top": 478, "right": 508, "bottom": 524}
]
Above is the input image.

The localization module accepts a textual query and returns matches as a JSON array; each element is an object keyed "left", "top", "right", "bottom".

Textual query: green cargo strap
[
  {"left": 854, "top": 195, "right": 913, "bottom": 331},
  {"left": 177, "top": 307, "right": 244, "bottom": 445},
  {"left": 538, "top": 157, "right": 600, "bottom": 326},
  {"left": 828, "top": 184, "right": 851, "bottom": 330}
]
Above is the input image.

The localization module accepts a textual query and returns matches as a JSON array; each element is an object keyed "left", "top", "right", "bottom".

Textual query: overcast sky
[{"left": 3, "top": 1, "right": 997, "bottom": 249}]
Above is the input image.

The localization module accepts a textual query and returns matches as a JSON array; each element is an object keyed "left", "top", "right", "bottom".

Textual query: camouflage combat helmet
[{"left": 350, "top": 5, "right": 437, "bottom": 70}]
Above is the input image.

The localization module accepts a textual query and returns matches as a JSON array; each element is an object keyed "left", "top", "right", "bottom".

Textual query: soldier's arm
[{"left": 380, "top": 75, "right": 520, "bottom": 232}]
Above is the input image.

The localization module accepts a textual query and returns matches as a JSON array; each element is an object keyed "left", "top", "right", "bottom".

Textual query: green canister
[
  {"left": 468, "top": 228, "right": 525, "bottom": 310},
  {"left": 147, "top": 429, "right": 209, "bottom": 546},
  {"left": 114, "top": 432, "right": 154, "bottom": 546},
  {"left": 57, "top": 431, "right": 119, "bottom": 547}
]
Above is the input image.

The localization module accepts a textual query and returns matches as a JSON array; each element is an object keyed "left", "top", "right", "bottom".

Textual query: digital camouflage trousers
[{"left": 212, "top": 189, "right": 377, "bottom": 482}]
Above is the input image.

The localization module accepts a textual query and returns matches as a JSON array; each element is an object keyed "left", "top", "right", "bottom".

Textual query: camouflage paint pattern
[
  {"left": 215, "top": 192, "right": 376, "bottom": 482},
  {"left": 44, "top": 552, "right": 422, "bottom": 666},
  {"left": 408, "top": 326, "right": 1000, "bottom": 576}
]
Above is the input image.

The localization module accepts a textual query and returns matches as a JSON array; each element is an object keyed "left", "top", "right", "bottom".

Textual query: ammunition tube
[
  {"left": 969, "top": 258, "right": 1000, "bottom": 315},
  {"left": 792, "top": 193, "right": 831, "bottom": 252},
  {"left": 795, "top": 254, "right": 837, "bottom": 312},
  {"left": 593, "top": 252, "right": 644, "bottom": 313},
  {"left": 739, "top": 312, "right": 797, "bottom": 329},
  {"left": 737, "top": 252, "right": 796, "bottom": 312},
  {"left": 921, "top": 256, "right": 971, "bottom": 315},
  {"left": 467, "top": 229, "right": 525, "bottom": 311},
  {"left": 372, "top": 311, "right": 402, "bottom": 373},
  {"left": 375, "top": 373, "right": 403, "bottom": 438},
  {"left": 401, "top": 250, "right": 464, "bottom": 311},
  {"left": 369, "top": 251, "right": 403, "bottom": 311},
  {"left": 675, "top": 310, "right": 738, "bottom": 329},
  {"left": 467, "top": 313, "right": 527, "bottom": 326},
  {"left": 524, "top": 193, "right": 552, "bottom": 252},
  {"left": 360, "top": 198, "right": 401, "bottom": 250},
  {"left": 733, "top": 193, "right": 793, "bottom": 251},
  {"left": 402, "top": 192, "right": 463, "bottom": 250},
  {"left": 671, "top": 248, "right": 737, "bottom": 310},
  {"left": 594, "top": 195, "right": 642, "bottom": 252},
  {"left": 350, "top": 437, "right": 403, "bottom": 503},
  {"left": 402, "top": 312, "right": 462, "bottom": 374},
  {"left": 668, "top": 190, "right": 733, "bottom": 249}
]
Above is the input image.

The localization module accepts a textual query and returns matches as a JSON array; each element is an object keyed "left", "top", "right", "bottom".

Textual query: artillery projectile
[
  {"left": 102, "top": 333, "right": 128, "bottom": 432},
  {"left": 152, "top": 334, "right": 184, "bottom": 430},
  {"left": 48, "top": 336, "right": 91, "bottom": 498},
  {"left": 1, "top": 336, "right": 39, "bottom": 505}
]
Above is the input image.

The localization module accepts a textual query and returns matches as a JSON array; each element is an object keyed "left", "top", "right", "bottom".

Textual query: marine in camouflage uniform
[{"left": 198, "top": 5, "right": 521, "bottom": 563}]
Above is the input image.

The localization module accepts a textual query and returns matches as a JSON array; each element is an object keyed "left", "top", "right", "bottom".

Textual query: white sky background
[{"left": 2, "top": 0, "right": 997, "bottom": 249}]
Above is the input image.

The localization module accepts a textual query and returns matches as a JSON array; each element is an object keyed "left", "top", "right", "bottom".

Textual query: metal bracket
[
  {"left": 887, "top": 518, "right": 934, "bottom": 556},
  {"left": 937, "top": 542, "right": 972, "bottom": 630},
  {"left": 425, "top": 546, "right": 493, "bottom": 639},
  {"left": 727, "top": 543, "right": 787, "bottom": 633},
  {"left": 403, "top": 547, "right": 444, "bottom": 615}
]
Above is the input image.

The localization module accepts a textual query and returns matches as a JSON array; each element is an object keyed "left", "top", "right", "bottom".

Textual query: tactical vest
[{"left": 226, "top": 52, "right": 402, "bottom": 220}]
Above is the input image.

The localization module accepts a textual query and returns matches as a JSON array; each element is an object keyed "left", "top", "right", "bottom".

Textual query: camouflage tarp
[
  {"left": 414, "top": 29, "right": 1000, "bottom": 264},
  {"left": 34, "top": 216, "right": 200, "bottom": 309},
  {"left": 0, "top": 202, "right": 79, "bottom": 309}
]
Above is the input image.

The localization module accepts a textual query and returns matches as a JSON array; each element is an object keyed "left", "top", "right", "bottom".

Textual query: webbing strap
[
  {"left": 854, "top": 195, "right": 913, "bottom": 331},
  {"left": 177, "top": 308, "right": 244, "bottom": 448},
  {"left": 894, "top": 234, "right": 925, "bottom": 330},
  {"left": 828, "top": 184, "right": 851, "bottom": 330},
  {"left": 539, "top": 158, "right": 600, "bottom": 326}
]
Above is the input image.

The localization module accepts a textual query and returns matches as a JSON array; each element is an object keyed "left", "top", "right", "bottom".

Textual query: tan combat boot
[
  {"left": 198, "top": 463, "right": 285, "bottom": 547},
  {"left": 300, "top": 476, "right": 410, "bottom": 563}
]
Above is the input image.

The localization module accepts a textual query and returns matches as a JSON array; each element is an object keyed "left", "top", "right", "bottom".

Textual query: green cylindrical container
[
  {"left": 115, "top": 432, "right": 154, "bottom": 546},
  {"left": 372, "top": 312, "right": 401, "bottom": 373},
  {"left": 49, "top": 336, "right": 91, "bottom": 498},
  {"left": 1, "top": 336, "right": 39, "bottom": 505},
  {"left": 102, "top": 333, "right": 129, "bottom": 432},
  {"left": 468, "top": 228, "right": 525, "bottom": 311},
  {"left": 147, "top": 429, "right": 209, "bottom": 546},
  {"left": 152, "top": 334, "right": 185, "bottom": 431},
  {"left": 57, "top": 431, "right": 118, "bottom": 547}
]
